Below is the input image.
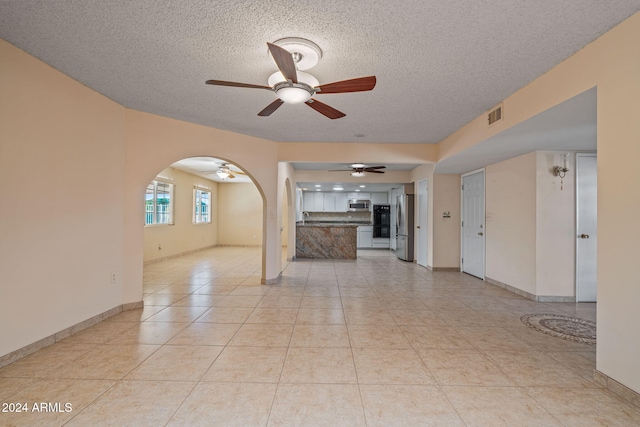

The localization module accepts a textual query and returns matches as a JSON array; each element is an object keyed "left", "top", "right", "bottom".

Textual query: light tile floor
[{"left": 2, "top": 247, "right": 640, "bottom": 426}]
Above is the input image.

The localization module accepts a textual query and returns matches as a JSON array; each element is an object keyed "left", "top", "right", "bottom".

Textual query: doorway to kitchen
[{"left": 461, "top": 169, "right": 485, "bottom": 279}]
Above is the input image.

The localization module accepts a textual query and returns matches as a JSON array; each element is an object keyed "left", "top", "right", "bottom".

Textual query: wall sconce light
[{"left": 552, "top": 153, "right": 570, "bottom": 190}]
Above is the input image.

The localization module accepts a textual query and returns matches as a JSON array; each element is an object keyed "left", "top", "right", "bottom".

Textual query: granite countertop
[
  {"left": 297, "top": 222, "right": 360, "bottom": 228},
  {"left": 298, "top": 220, "right": 371, "bottom": 224}
]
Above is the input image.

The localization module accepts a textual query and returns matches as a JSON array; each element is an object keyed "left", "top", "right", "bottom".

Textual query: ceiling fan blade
[
  {"left": 363, "top": 166, "right": 386, "bottom": 170},
  {"left": 315, "top": 76, "right": 376, "bottom": 94},
  {"left": 305, "top": 99, "right": 346, "bottom": 120},
  {"left": 206, "top": 80, "right": 271, "bottom": 89},
  {"left": 365, "top": 170, "right": 385, "bottom": 173},
  {"left": 257, "top": 99, "right": 284, "bottom": 116},
  {"left": 267, "top": 43, "right": 297, "bottom": 84}
]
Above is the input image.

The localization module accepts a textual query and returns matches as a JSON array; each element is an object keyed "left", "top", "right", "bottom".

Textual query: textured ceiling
[{"left": 1, "top": 1, "right": 639, "bottom": 145}]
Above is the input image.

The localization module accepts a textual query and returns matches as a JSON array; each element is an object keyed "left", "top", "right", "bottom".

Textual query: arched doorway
[
  {"left": 142, "top": 156, "right": 265, "bottom": 277},
  {"left": 122, "top": 118, "right": 283, "bottom": 305}
]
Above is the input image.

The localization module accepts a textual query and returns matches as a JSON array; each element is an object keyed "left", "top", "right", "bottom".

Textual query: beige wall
[
  {"left": 535, "top": 152, "right": 576, "bottom": 297},
  {"left": 431, "top": 174, "right": 461, "bottom": 269},
  {"left": 485, "top": 153, "right": 538, "bottom": 294},
  {"left": 280, "top": 142, "right": 438, "bottom": 164},
  {"left": 143, "top": 167, "right": 218, "bottom": 263},
  {"left": 282, "top": 187, "right": 289, "bottom": 247},
  {"left": 278, "top": 162, "right": 297, "bottom": 267},
  {"left": 217, "top": 183, "right": 263, "bottom": 246},
  {"left": 594, "top": 16, "right": 640, "bottom": 390},
  {"left": 484, "top": 151, "right": 577, "bottom": 297},
  {"left": 0, "top": 39, "right": 126, "bottom": 356},
  {"left": 295, "top": 169, "right": 412, "bottom": 185}
]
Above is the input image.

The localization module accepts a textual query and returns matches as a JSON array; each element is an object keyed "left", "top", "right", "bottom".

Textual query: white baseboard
[
  {"left": 594, "top": 370, "right": 640, "bottom": 409},
  {"left": 485, "top": 277, "right": 575, "bottom": 302}
]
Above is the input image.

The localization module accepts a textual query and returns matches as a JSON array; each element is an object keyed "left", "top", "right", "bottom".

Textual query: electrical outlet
[{"left": 110, "top": 273, "right": 116, "bottom": 284}]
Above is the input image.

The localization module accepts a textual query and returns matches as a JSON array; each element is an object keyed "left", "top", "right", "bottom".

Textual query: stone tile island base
[{"left": 296, "top": 224, "right": 358, "bottom": 259}]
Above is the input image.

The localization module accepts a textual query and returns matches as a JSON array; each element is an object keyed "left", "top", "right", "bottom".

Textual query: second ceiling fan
[
  {"left": 206, "top": 38, "right": 376, "bottom": 119},
  {"left": 206, "top": 163, "right": 246, "bottom": 180},
  {"left": 329, "top": 163, "right": 386, "bottom": 177}
]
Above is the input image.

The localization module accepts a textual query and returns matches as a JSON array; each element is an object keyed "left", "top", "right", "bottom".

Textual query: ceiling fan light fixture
[
  {"left": 351, "top": 163, "right": 366, "bottom": 168},
  {"left": 275, "top": 85, "right": 313, "bottom": 104},
  {"left": 269, "top": 71, "right": 318, "bottom": 104},
  {"left": 216, "top": 169, "right": 230, "bottom": 180},
  {"left": 351, "top": 171, "right": 365, "bottom": 177}
]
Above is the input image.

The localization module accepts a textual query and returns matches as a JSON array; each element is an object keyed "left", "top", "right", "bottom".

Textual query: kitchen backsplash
[{"left": 303, "top": 211, "right": 372, "bottom": 223}]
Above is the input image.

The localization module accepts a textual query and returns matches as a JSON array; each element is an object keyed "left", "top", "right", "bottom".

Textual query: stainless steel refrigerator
[{"left": 395, "top": 194, "right": 414, "bottom": 261}]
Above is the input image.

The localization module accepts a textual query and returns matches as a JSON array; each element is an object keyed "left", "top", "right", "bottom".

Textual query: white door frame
[
  {"left": 460, "top": 168, "right": 486, "bottom": 278},
  {"left": 416, "top": 178, "right": 428, "bottom": 268}
]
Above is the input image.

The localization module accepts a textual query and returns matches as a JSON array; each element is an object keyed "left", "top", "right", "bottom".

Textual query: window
[
  {"left": 145, "top": 180, "right": 174, "bottom": 225},
  {"left": 193, "top": 187, "right": 211, "bottom": 224}
]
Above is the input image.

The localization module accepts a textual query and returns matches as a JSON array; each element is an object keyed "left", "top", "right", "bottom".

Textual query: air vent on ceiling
[{"left": 488, "top": 104, "right": 503, "bottom": 126}]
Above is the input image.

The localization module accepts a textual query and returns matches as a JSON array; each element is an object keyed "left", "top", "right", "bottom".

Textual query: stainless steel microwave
[{"left": 348, "top": 199, "right": 370, "bottom": 211}]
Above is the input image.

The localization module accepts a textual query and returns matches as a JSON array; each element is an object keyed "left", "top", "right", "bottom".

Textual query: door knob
[
  {"left": 417, "top": 226, "right": 420, "bottom": 229},
  {"left": 579, "top": 234, "right": 590, "bottom": 239},
  {"left": 478, "top": 232, "right": 483, "bottom": 236}
]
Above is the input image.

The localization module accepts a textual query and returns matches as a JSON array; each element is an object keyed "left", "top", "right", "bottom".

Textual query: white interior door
[
  {"left": 417, "top": 179, "right": 428, "bottom": 267},
  {"left": 461, "top": 170, "right": 485, "bottom": 279},
  {"left": 576, "top": 153, "right": 597, "bottom": 302}
]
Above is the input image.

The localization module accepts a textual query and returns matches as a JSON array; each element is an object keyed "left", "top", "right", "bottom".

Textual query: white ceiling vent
[{"left": 488, "top": 104, "right": 503, "bottom": 126}]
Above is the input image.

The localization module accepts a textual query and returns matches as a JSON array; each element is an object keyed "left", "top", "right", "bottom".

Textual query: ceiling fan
[
  {"left": 206, "top": 163, "right": 246, "bottom": 180},
  {"left": 329, "top": 163, "right": 386, "bottom": 177},
  {"left": 206, "top": 38, "right": 376, "bottom": 119}
]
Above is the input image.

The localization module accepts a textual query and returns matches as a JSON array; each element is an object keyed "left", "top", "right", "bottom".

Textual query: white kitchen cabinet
[
  {"left": 303, "top": 192, "right": 312, "bottom": 211},
  {"left": 314, "top": 192, "right": 324, "bottom": 210},
  {"left": 334, "top": 192, "right": 348, "bottom": 212},
  {"left": 347, "top": 192, "right": 370, "bottom": 200},
  {"left": 304, "top": 192, "right": 324, "bottom": 211},
  {"left": 357, "top": 226, "right": 373, "bottom": 248},
  {"left": 323, "top": 192, "right": 336, "bottom": 212},
  {"left": 373, "top": 237, "right": 390, "bottom": 248},
  {"left": 371, "top": 192, "right": 388, "bottom": 205},
  {"left": 304, "top": 191, "right": 349, "bottom": 212},
  {"left": 321, "top": 192, "right": 347, "bottom": 212},
  {"left": 296, "top": 188, "right": 304, "bottom": 221}
]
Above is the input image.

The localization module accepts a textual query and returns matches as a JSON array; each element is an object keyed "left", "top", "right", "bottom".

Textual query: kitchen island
[{"left": 296, "top": 222, "right": 359, "bottom": 259}]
